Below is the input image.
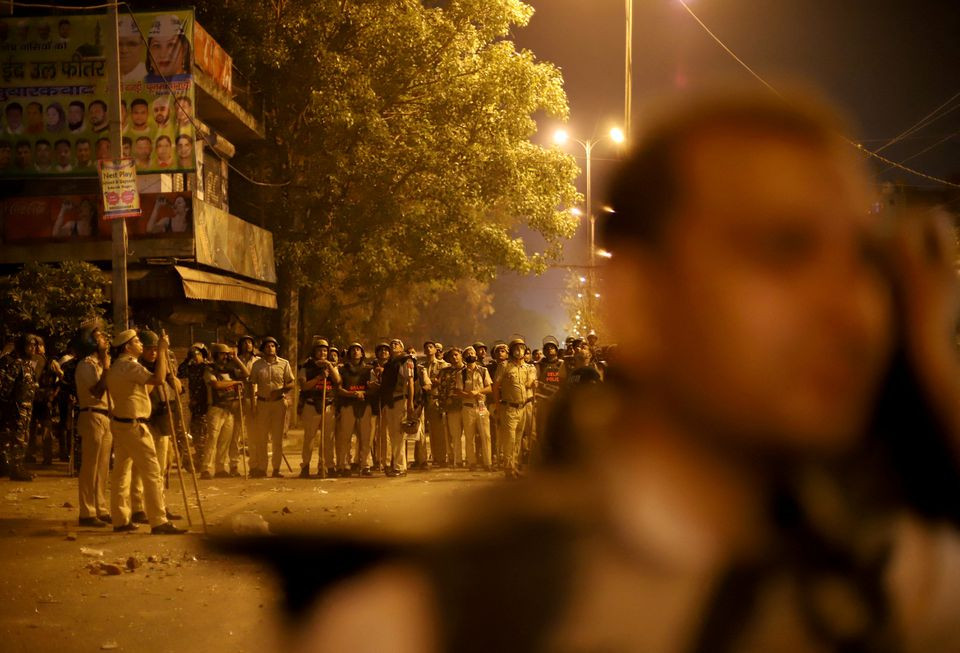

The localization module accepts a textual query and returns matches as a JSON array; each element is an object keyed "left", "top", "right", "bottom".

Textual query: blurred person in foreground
[{"left": 223, "top": 88, "right": 960, "bottom": 652}]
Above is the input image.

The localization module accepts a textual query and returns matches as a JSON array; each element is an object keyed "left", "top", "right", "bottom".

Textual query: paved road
[{"left": 0, "top": 430, "right": 499, "bottom": 653}]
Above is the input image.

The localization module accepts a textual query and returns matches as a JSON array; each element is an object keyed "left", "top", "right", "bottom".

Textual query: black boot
[
  {"left": 8, "top": 445, "right": 33, "bottom": 481},
  {"left": 9, "top": 463, "right": 34, "bottom": 481}
]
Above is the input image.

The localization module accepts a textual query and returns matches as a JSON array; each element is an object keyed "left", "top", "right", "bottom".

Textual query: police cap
[
  {"left": 211, "top": 343, "right": 231, "bottom": 355},
  {"left": 542, "top": 335, "right": 560, "bottom": 348},
  {"left": 311, "top": 337, "right": 330, "bottom": 349},
  {"left": 261, "top": 336, "right": 279, "bottom": 348},
  {"left": 112, "top": 329, "right": 137, "bottom": 348}
]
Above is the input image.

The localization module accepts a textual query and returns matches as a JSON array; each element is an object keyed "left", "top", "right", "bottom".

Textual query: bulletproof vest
[
  {"left": 302, "top": 359, "right": 333, "bottom": 401},
  {"left": 210, "top": 364, "right": 238, "bottom": 406},
  {"left": 339, "top": 362, "right": 369, "bottom": 399},
  {"left": 538, "top": 358, "right": 564, "bottom": 391}
]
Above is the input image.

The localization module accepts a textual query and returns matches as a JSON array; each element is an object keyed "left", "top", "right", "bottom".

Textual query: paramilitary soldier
[
  {"left": 367, "top": 342, "right": 391, "bottom": 471},
  {"left": 378, "top": 338, "right": 416, "bottom": 477},
  {"left": 421, "top": 340, "right": 448, "bottom": 469},
  {"left": 535, "top": 335, "right": 565, "bottom": 457},
  {"left": 201, "top": 343, "right": 247, "bottom": 479},
  {"left": 231, "top": 334, "right": 259, "bottom": 476},
  {"left": 177, "top": 342, "right": 211, "bottom": 470},
  {"left": 337, "top": 342, "right": 372, "bottom": 476},
  {"left": 298, "top": 337, "right": 340, "bottom": 478},
  {"left": 437, "top": 347, "right": 464, "bottom": 467},
  {"left": 0, "top": 334, "right": 38, "bottom": 481},
  {"left": 105, "top": 329, "right": 185, "bottom": 534},
  {"left": 130, "top": 330, "right": 184, "bottom": 523}
]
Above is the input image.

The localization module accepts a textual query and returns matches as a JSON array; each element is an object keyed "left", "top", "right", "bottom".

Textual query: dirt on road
[{"left": 0, "top": 436, "right": 498, "bottom": 653}]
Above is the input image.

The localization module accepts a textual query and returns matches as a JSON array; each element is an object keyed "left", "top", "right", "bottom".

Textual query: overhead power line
[{"left": 675, "top": 0, "right": 960, "bottom": 190}]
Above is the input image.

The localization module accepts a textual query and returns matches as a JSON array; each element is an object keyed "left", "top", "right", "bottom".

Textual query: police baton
[
  {"left": 235, "top": 384, "right": 249, "bottom": 480},
  {"left": 319, "top": 368, "right": 328, "bottom": 479}
]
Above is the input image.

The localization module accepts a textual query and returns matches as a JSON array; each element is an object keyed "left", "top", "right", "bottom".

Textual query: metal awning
[{"left": 174, "top": 265, "right": 277, "bottom": 309}]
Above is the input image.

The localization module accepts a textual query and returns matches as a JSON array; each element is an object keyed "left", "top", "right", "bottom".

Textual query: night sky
[{"left": 487, "top": 0, "right": 960, "bottom": 343}]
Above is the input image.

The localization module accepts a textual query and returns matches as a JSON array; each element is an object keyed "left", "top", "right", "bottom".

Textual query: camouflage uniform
[
  {"left": 0, "top": 353, "right": 37, "bottom": 479},
  {"left": 177, "top": 354, "right": 210, "bottom": 468}
]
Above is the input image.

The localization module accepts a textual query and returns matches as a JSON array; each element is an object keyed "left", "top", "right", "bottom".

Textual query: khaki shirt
[
  {"left": 75, "top": 354, "right": 111, "bottom": 410},
  {"left": 495, "top": 360, "right": 532, "bottom": 405},
  {"left": 250, "top": 356, "right": 294, "bottom": 399},
  {"left": 105, "top": 354, "right": 153, "bottom": 419},
  {"left": 460, "top": 365, "right": 491, "bottom": 399}
]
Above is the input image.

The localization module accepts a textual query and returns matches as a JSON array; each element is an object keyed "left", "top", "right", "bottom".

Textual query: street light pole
[
  {"left": 553, "top": 127, "right": 624, "bottom": 334},
  {"left": 625, "top": 0, "right": 633, "bottom": 140},
  {"left": 584, "top": 139, "right": 594, "bottom": 269},
  {"left": 105, "top": 1, "right": 128, "bottom": 329}
]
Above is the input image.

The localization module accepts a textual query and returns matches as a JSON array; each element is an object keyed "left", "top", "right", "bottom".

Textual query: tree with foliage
[
  {"left": 190, "top": 0, "right": 581, "bottom": 344},
  {"left": 0, "top": 261, "right": 107, "bottom": 354},
  {"left": 563, "top": 269, "right": 605, "bottom": 340}
]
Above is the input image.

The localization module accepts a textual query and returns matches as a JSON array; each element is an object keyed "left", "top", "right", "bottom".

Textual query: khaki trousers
[
  {"left": 445, "top": 409, "right": 463, "bottom": 466},
  {"left": 337, "top": 402, "right": 371, "bottom": 471},
  {"left": 382, "top": 402, "right": 407, "bottom": 472},
  {"left": 132, "top": 432, "right": 169, "bottom": 513},
  {"left": 252, "top": 399, "right": 287, "bottom": 472},
  {"left": 229, "top": 397, "right": 253, "bottom": 470},
  {"left": 463, "top": 405, "right": 491, "bottom": 467},
  {"left": 77, "top": 412, "right": 112, "bottom": 519},
  {"left": 110, "top": 421, "right": 167, "bottom": 527},
  {"left": 301, "top": 402, "right": 336, "bottom": 471},
  {"left": 424, "top": 402, "right": 445, "bottom": 464},
  {"left": 203, "top": 405, "right": 235, "bottom": 475},
  {"left": 498, "top": 405, "right": 525, "bottom": 474}
]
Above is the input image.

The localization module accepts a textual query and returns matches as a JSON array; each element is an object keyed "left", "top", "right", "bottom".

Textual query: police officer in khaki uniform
[
  {"left": 105, "top": 329, "right": 185, "bottom": 534},
  {"left": 486, "top": 341, "right": 508, "bottom": 467},
  {"left": 492, "top": 337, "right": 536, "bottom": 479},
  {"left": 249, "top": 336, "right": 295, "bottom": 478},
  {"left": 458, "top": 345, "right": 493, "bottom": 470},
  {"left": 130, "top": 330, "right": 183, "bottom": 523},
  {"left": 75, "top": 323, "right": 112, "bottom": 526}
]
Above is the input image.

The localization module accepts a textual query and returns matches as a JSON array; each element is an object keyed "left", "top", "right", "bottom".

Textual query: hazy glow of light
[
  {"left": 553, "top": 129, "right": 569, "bottom": 145},
  {"left": 609, "top": 127, "right": 625, "bottom": 144},
  {"left": 602, "top": 206, "right": 615, "bottom": 213},
  {"left": 578, "top": 276, "right": 586, "bottom": 283},
  {"left": 569, "top": 207, "right": 583, "bottom": 217},
  {"left": 597, "top": 249, "right": 613, "bottom": 259}
]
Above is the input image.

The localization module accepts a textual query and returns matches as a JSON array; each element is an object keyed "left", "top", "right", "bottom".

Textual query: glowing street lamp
[{"left": 552, "top": 126, "right": 625, "bottom": 268}]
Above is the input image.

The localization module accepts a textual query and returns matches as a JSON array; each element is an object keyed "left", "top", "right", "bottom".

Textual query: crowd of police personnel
[{"left": 0, "top": 320, "right": 608, "bottom": 531}]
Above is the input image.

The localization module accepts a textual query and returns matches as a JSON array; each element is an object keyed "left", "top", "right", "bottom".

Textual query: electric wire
[
  {"left": 875, "top": 90, "right": 960, "bottom": 153},
  {"left": 675, "top": 0, "right": 960, "bottom": 190}
]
